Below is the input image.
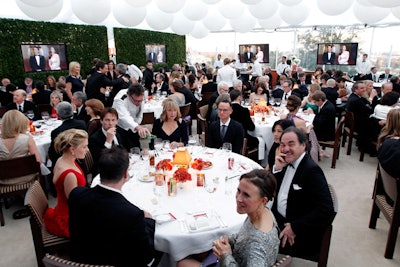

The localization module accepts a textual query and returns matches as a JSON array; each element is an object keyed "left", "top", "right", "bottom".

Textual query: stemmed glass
[
  {"left": 269, "top": 97, "right": 275, "bottom": 106},
  {"left": 222, "top": 142, "right": 232, "bottom": 156},
  {"left": 41, "top": 111, "right": 49, "bottom": 121},
  {"left": 188, "top": 135, "right": 197, "bottom": 154},
  {"left": 154, "top": 138, "right": 163, "bottom": 156},
  {"left": 26, "top": 110, "right": 34, "bottom": 120},
  {"left": 275, "top": 98, "right": 281, "bottom": 107}
]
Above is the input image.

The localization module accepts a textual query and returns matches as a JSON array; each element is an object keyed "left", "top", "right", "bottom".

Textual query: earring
[{"left": 72, "top": 151, "right": 75, "bottom": 156}]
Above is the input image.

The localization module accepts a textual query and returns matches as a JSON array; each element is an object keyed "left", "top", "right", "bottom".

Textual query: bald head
[{"left": 13, "top": 89, "right": 27, "bottom": 105}]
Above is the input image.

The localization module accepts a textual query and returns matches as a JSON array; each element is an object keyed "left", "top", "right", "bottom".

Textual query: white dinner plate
[{"left": 138, "top": 175, "right": 155, "bottom": 183}]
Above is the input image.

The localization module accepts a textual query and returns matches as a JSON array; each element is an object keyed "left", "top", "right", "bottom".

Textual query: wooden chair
[
  {"left": 24, "top": 181, "right": 71, "bottom": 267},
  {"left": 272, "top": 254, "right": 292, "bottom": 267},
  {"left": 197, "top": 105, "right": 208, "bottom": 135},
  {"left": 140, "top": 112, "right": 155, "bottom": 125},
  {"left": 0, "top": 106, "right": 6, "bottom": 118},
  {"left": 197, "top": 113, "right": 209, "bottom": 147},
  {"left": 0, "top": 154, "right": 44, "bottom": 226},
  {"left": 179, "top": 103, "right": 192, "bottom": 135},
  {"left": 341, "top": 111, "right": 365, "bottom": 161},
  {"left": 201, "top": 91, "right": 214, "bottom": 106},
  {"left": 43, "top": 254, "right": 114, "bottom": 267},
  {"left": 241, "top": 138, "right": 259, "bottom": 162},
  {"left": 369, "top": 163, "right": 400, "bottom": 259},
  {"left": 318, "top": 115, "right": 345, "bottom": 168}
]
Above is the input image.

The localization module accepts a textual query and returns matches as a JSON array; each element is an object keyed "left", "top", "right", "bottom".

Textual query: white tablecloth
[
  {"left": 92, "top": 147, "right": 262, "bottom": 265},
  {"left": 32, "top": 119, "right": 62, "bottom": 164},
  {"left": 143, "top": 99, "right": 163, "bottom": 119}
]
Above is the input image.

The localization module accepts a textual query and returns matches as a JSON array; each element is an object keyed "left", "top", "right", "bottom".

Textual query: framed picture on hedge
[
  {"left": 20, "top": 43, "right": 68, "bottom": 72},
  {"left": 145, "top": 44, "right": 166, "bottom": 64}
]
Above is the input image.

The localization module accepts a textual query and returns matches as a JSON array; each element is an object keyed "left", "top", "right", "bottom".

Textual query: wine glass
[
  {"left": 269, "top": 97, "right": 275, "bottom": 106},
  {"left": 154, "top": 138, "right": 163, "bottom": 156},
  {"left": 188, "top": 135, "right": 197, "bottom": 154},
  {"left": 41, "top": 111, "right": 49, "bottom": 121},
  {"left": 26, "top": 110, "right": 34, "bottom": 120},
  {"left": 222, "top": 142, "right": 232, "bottom": 156},
  {"left": 275, "top": 98, "right": 281, "bottom": 107}
]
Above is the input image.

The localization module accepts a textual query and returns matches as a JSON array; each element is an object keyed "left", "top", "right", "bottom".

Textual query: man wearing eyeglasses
[
  {"left": 112, "top": 83, "right": 150, "bottom": 148},
  {"left": 209, "top": 94, "right": 244, "bottom": 154}
]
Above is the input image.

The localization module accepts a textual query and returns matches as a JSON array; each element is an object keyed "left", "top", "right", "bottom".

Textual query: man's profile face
[
  {"left": 101, "top": 112, "right": 118, "bottom": 130},
  {"left": 354, "top": 83, "right": 366, "bottom": 96},
  {"left": 280, "top": 131, "right": 306, "bottom": 164}
]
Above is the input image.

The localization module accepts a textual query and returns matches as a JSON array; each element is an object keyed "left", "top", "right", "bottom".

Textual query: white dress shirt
[
  {"left": 276, "top": 62, "right": 288, "bottom": 76},
  {"left": 112, "top": 89, "right": 143, "bottom": 133},
  {"left": 216, "top": 65, "right": 237, "bottom": 87},
  {"left": 252, "top": 60, "right": 263, "bottom": 77},
  {"left": 355, "top": 60, "right": 371, "bottom": 75},
  {"left": 275, "top": 152, "right": 306, "bottom": 218}
]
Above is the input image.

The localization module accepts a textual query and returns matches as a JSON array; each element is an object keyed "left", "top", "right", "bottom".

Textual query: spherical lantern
[
  {"left": 155, "top": 0, "right": 186, "bottom": 14},
  {"left": 230, "top": 11, "right": 256, "bottom": 33},
  {"left": 353, "top": 2, "right": 390, "bottom": 24},
  {"left": 218, "top": 0, "right": 245, "bottom": 19},
  {"left": 248, "top": 0, "right": 279, "bottom": 19},
  {"left": 124, "top": 0, "right": 151, "bottom": 7},
  {"left": 258, "top": 14, "right": 283, "bottom": 29},
  {"left": 368, "top": 0, "right": 400, "bottom": 8},
  {"left": 19, "top": 0, "right": 60, "bottom": 7},
  {"left": 190, "top": 22, "right": 210, "bottom": 39},
  {"left": 241, "top": 0, "right": 263, "bottom": 4},
  {"left": 279, "top": 2, "right": 310, "bottom": 25},
  {"left": 182, "top": 1, "right": 208, "bottom": 21},
  {"left": 392, "top": 6, "right": 400, "bottom": 19},
  {"left": 202, "top": 8, "right": 227, "bottom": 31},
  {"left": 146, "top": 9, "right": 174, "bottom": 31},
  {"left": 278, "top": 0, "right": 302, "bottom": 6},
  {"left": 71, "top": 0, "right": 111, "bottom": 24},
  {"left": 16, "top": 0, "right": 63, "bottom": 20},
  {"left": 112, "top": 2, "right": 146, "bottom": 27},
  {"left": 201, "top": 0, "right": 221, "bottom": 4},
  {"left": 317, "top": 0, "right": 355, "bottom": 16},
  {"left": 170, "top": 13, "right": 195, "bottom": 35}
]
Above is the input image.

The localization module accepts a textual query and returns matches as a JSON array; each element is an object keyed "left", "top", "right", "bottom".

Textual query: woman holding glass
[{"left": 151, "top": 98, "right": 188, "bottom": 149}]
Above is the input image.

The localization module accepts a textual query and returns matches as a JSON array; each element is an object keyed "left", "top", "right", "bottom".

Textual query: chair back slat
[
  {"left": 379, "top": 164, "right": 399, "bottom": 203},
  {"left": 24, "top": 180, "right": 48, "bottom": 227}
]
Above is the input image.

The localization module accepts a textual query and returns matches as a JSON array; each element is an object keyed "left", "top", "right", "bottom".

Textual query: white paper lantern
[
  {"left": 19, "top": 0, "right": 60, "bottom": 8},
  {"left": 392, "top": 6, "right": 400, "bottom": 19},
  {"left": 170, "top": 13, "right": 195, "bottom": 35},
  {"left": 146, "top": 9, "right": 174, "bottom": 31},
  {"left": 182, "top": 1, "right": 208, "bottom": 21},
  {"left": 368, "top": 0, "right": 400, "bottom": 8},
  {"left": 155, "top": 0, "right": 186, "bottom": 14},
  {"left": 279, "top": 2, "right": 310, "bottom": 25},
  {"left": 71, "top": 0, "right": 111, "bottom": 24},
  {"left": 202, "top": 8, "right": 227, "bottom": 31},
  {"left": 258, "top": 14, "right": 283, "bottom": 29},
  {"left": 317, "top": 0, "right": 355, "bottom": 16},
  {"left": 218, "top": 0, "right": 245, "bottom": 19},
  {"left": 241, "top": 0, "right": 263, "bottom": 4},
  {"left": 201, "top": 0, "right": 221, "bottom": 4},
  {"left": 353, "top": 2, "right": 390, "bottom": 24},
  {"left": 230, "top": 13, "right": 256, "bottom": 33},
  {"left": 16, "top": 0, "right": 63, "bottom": 20},
  {"left": 248, "top": 0, "right": 279, "bottom": 19},
  {"left": 112, "top": 2, "right": 146, "bottom": 27},
  {"left": 278, "top": 0, "right": 302, "bottom": 6},
  {"left": 124, "top": 0, "right": 151, "bottom": 7},
  {"left": 190, "top": 22, "right": 210, "bottom": 39}
]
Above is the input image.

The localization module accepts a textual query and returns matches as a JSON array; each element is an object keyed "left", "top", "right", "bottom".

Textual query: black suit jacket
[
  {"left": 209, "top": 118, "right": 244, "bottom": 154},
  {"left": 89, "top": 126, "right": 129, "bottom": 176},
  {"left": 6, "top": 100, "right": 40, "bottom": 120},
  {"left": 322, "top": 52, "right": 335, "bottom": 65},
  {"left": 48, "top": 119, "right": 87, "bottom": 167},
  {"left": 243, "top": 52, "right": 254, "bottom": 63},
  {"left": 321, "top": 87, "right": 339, "bottom": 106},
  {"left": 142, "top": 68, "right": 154, "bottom": 92},
  {"left": 181, "top": 86, "right": 197, "bottom": 119},
  {"left": 271, "top": 88, "right": 284, "bottom": 99},
  {"left": 69, "top": 185, "right": 156, "bottom": 267},
  {"left": 85, "top": 71, "right": 118, "bottom": 105},
  {"left": 379, "top": 73, "right": 392, "bottom": 81},
  {"left": 206, "top": 91, "right": 219, "bottom": 121},
  {"left": 159, "top": 82, "right": 169, "bottom": 94},
  {"left": 313, "top": 101, "right": 336, "bottom": 141},
  {"left": 32, "top": 90, "right": 52, "bottom": 105},
  {"left": 74, "top": 104, "right": 91, "bottom": 124},
  {"left": 231, "top": 103, "right": 258, "bottom": 148},
  {"left": 147, "top": 52, "right": 157, "bottom": 63},
  {"left": 29, "top": 55, "right": 46, "bottom": 71},
  {"left": 346, "top": 93, "right": 373, "bottom": 133},
  {"left": 272, "top": 155, "right": 335, "bottom": 258}
]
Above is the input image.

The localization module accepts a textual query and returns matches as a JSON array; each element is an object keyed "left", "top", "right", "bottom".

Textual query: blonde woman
[
  {"left": 65, "top": 61, "right": 84, "bottom": 102},
  {"left": 50, "top": 90, "right": 63, "bottom": 119},
  {"left": 151, "top": 98, "right": 188, "bottom": 149},
  {"left": 43, "top": 129, "right": 88, "bottom": 238},
  {"left": 301, "top": 83, "right": 321, "bottom": 114},
  {"left": 85, "top": 98, "right": 104, "bottom": 136}
]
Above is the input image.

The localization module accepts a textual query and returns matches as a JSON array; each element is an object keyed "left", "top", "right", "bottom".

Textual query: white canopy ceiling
[{"left": 1, "top": 0, "right": 400, "bottom": 39}]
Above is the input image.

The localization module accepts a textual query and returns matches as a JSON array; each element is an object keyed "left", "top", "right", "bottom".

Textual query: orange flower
[
  {"left": 156, "top": 159, "right": 173, "bottom": 171},
  {"left": 173, "top": 167, "right": 192, "bottom": 183}
]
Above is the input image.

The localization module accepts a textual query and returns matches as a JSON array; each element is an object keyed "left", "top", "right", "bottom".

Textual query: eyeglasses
[
  {"left": 218, "top": 109, "right": 230, "bottom": 113},
  {"left": 130, "top": 95, "right": 144, "bottom": 104}
]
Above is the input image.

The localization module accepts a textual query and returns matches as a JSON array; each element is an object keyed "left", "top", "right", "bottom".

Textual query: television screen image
[
  {"left": 316, "top": 43, "right": 358, "bottom": 66},
  {"left": 21, "top": 43, "right": 68, "bottom": 72},
  {"left": 239, "top": 44, "right": 269, "bottom": 63},
  {"left": 145, "top": 44, "right": 166, "bottom": 64}
]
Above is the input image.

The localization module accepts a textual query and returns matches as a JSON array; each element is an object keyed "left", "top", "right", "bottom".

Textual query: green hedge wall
[
  {"left": 114, "top": 27, "right": 186, "bottom": 71},
  {"left": 0, "top": 18, "right": 108, "bottom": 87},
  {"left": 0, "top": 18, "right": 186, "bottom": 87}
]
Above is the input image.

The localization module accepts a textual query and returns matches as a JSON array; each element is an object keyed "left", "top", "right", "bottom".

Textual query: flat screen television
[
  {"left": 239, "top": 44, "right": 269, "bottom": 63},
  {"left": 316, "top": 43, "right": 358, "bottom": 66},
  {"left": 21, "top": 43, "right": 68, "bottom": 72},
  {"left": 145, "top": 44, "right": 166, "bottom": 64}
]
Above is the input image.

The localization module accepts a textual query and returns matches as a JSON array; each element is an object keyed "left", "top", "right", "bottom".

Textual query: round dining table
[
  {"left": 143, "top": 98, "right": 164, "bottom": 119},
  {"left": 91, "top": 146, "right": 263, "bottom": 266},
  {"left": 31, "top": 119, "right": 62, "bottom": 164}
]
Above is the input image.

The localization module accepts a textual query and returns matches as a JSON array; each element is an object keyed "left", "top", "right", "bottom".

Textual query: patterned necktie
[
  {"left": 18, "top": 105, "right": 22, "bottom": 112},
  {"left": 220, "top": 125, "right": 227, "bottom": 140}
]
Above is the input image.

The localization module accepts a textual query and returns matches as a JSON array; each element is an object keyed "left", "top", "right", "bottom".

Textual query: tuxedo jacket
[
  {"left": 346, "top": 93, "right": 373, "bottom": 132},
  {"left": 321, "top": 87, "right": 339, "bottom": 106},
  {"left": 209, "top": 118, "right": 244, "bottom": 154},
  {"left": 159, "top": 81, "right": 169, "bottom": 94},
  {"left": 322, "top": 52, "right": 335, "bottom": 65},
  {"left": 29, "top": 55, "right": 46, "bottom": 71},
  {"left": 85, "top": 71, "right": 118, "bottom": 105},
  {"left": 271, "top": 88, "right": 284, "bottom": 99},
  {"left": 89, "top": 126, "right": 130, "bottom": 176},
  {"left": 147, "top": 52, "right": 157, "bottom": 63},
  {"left": 365, "top": 73, "right": 379, "bottom": 82},
  {"left": 202, "top": 82, "right": 218, "bottom": 93},
  {"left": 48, "top": 119, "right": 87, "bottom": 167},
  {"left": 69, "top": 185, "right": 156, "bottom": 267},
  {"left": 6, "top": 100, "right": 40, "bottom": 120},
  {"left": 379, "top": 73, "right": 392, "bottom": 80},
  {"left": 74, "top": 104, "right": 91, "bottom": 124},
  {"left": 313, "top": 101, "right": 336, "bottom": 141},
  {"left": 243, "top": 52, "right": 254, "bottom": 63},
  {"left": 272, "top": 155, "right": 335, "bottom": 258},
  {"left": 32, "top": 90, "right": 52, "bottom": 105},
  {"left": 231, "top": 103, "right": 259, "bottom": 148}
]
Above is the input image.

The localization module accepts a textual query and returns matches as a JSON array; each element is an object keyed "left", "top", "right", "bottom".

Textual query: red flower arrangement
[
  {"left": 173, "top": 167, "right": 192, "bottom": 183},
  {"left": 156, "top": 159, "right": 173, "bottom": 171},
  {"left": 191, "top": 158, "right": 212, "bottom": 170}
]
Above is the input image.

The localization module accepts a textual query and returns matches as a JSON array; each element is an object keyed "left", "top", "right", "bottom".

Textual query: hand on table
[
  {"left": 170, "top": 141, "right": 182, "bottom": 149},
  {"left": 212, "top": 236, "right": 231, "bottom": 259},
  {"left": 279, "top": 223, "right": 296, "bottom": 247}
]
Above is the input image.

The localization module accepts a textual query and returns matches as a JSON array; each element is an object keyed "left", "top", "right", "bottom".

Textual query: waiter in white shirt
[{"left": 355, "top": 54, "right": 371, "bottom": 81}]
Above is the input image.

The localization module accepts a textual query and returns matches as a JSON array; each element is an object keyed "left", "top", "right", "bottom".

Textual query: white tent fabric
[{"left": 1, "top": 0, "right": 400, "bottom": 38}]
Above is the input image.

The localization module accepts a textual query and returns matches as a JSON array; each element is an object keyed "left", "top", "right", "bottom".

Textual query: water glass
[
  {"left": 41, "top": 111, "right": 50, "bottom": 121},
  {"left": 269, "top": 97, "right": 275, "bottom": 106},
  {"left": 26, "top": 110, "right": 34, "bottom": 120},
  {"left": 275, "top": 98, "right": 282, "bottom": 107},
  {"left": 141, "top": 148, "right": 150, "bottom": 161},
  {"left": 222, "top": 142, "right": 232, "bottom": 155}
]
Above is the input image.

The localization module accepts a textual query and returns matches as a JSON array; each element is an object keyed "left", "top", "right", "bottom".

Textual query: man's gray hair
[
  {"left": 217, "top": 81, "right": 229, "bottom": 94},
  {"left": 233, "top": 79, "right": 242, "bottom": 88},
  {"left": 116, "top": 63, "right": 127, "bottom": 75},
  {"left": 73, "top": 91, "right": 87, "bottom": 102}
]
